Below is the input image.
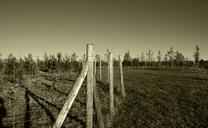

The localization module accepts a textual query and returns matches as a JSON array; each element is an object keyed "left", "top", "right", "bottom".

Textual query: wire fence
[{"left": 1, "top": 56, "right": 125, "bottom": 128}]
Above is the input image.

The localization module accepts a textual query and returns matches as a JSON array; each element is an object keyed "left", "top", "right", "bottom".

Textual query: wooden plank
[
  {"left": 93, "top": 59, "right": 104, "bottom": 128},
  {"left": 86, "top": 44, "right": 94, "bottom": 128},
  {"left": 119, "top": 55, "right": 126, "bottom": 98},
  {"left": 52, "top": 62, "right": 88, "bottom": 128}
]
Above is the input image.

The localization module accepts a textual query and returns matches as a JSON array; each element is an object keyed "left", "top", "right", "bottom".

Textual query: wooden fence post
[
  {"left": 94, "top": 60, "right": 97, "bottom": 79},
  {"left": 99, "top": 58, "right": 102, "bottom": 81},
  {"left": 93, "top": 59, "right": 104, "bottom": 128},
  {"left": 86, "top": 44, "right": 94, "bottom": 128},
  {"left": 109, "top": 53, "right": 114, "bottom": 125},
  {"left": 119, "top": 55, "right": 126, "bottom": 98},
  {"left": 107, "top": 50, "right": 110, "bottom": 84}
]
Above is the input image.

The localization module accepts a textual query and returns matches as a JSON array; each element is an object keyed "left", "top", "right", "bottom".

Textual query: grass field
[
  {"left": 0, "top": 68, "right": 208, "bottom": 128},
  {"left": 0, "top": 71, "right": 118, "bottom": 128},
  {"left": 113, "top": 68, "right": 208, "bottom": 128}
]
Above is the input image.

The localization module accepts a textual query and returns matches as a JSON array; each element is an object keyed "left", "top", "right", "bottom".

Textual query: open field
[
  {"left": 0, "top": 70, "right": 121, "bottom": 128},
  {"left": 114, "top": 68, "right": 208, "bottom": 128},
  {"left": 0, "top": 68, "right": 208, "bottom": 128}
]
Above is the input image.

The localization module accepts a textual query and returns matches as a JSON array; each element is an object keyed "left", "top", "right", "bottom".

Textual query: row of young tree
[
  {"left": 0, "top": 45, "right": 207, "bottom": 81},
  {"left": 122, "top": 45, "right": 207, "bottom": 69},
  {"left": 0, "top": 52, "right": 82, "bottom": 81}
]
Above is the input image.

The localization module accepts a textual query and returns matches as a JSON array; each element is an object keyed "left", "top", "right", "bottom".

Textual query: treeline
[
  {"left": 0, "top": 52, "right": 82, "bottom": 81},
  {"left": 0, "top": 45, "right": 207, "bottom": 81},
  {"left": 114, "top": 45, "right": 207, "bottom": 69}
]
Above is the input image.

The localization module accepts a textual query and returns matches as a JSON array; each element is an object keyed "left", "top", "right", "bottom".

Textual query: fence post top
[
  {"left": 87, "top": 44, "right": 94, "bottom": 46},
  {"left": 109, "top": 53, "right": 113, "bottom": 58},
  {"left": 86, "top": 44, "right": 94, "bottom": 58}
]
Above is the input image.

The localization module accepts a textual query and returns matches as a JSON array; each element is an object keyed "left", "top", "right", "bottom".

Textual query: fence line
[{"left": 3, "top": 44, "right": 126, "bottom": 128}]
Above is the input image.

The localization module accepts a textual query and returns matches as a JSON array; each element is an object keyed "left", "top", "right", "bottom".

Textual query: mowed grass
[{"left": 113, "top": 68, "right": 208, "bottom": 128}]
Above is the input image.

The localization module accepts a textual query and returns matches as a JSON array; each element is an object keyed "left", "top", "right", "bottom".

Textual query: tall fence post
[
  {"left": 107, "top": 50, "right": 110, "bottom": 84},
  {"left": 93, "top": 59, "right": 104, "bottom": 128},
  {"left": 86, "top": 44, "right": 94, "bottom": 128},
  {"left": 99, "top": 58, "right": 102, "bottom": 81},
  {"left": 94, "top": 60, "right": 97, "bottom": 79},
  {"left": 119, "top": 55, "right": 126, "bottom": 98},
  {"left": 109, "top": 53, "right": 114, "bottom": 126}
]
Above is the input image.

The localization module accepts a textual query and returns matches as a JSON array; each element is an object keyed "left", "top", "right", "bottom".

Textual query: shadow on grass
[
  {"left": 0, "top": 97, "right": 6, "bottom": 128},
  {"left": 24, "top": 88, "right": 31, "bottom": 128},
  {"left": 21, "top": 84, "right": 86, "bottom": 127}
]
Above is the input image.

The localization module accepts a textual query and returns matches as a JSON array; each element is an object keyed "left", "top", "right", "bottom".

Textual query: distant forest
[{"left": 0, "top": 45, "right": 207, "bottom": 81}]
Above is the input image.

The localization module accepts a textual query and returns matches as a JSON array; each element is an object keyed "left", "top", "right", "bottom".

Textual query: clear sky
[{"left": 0, "top": 0, "right": 208, "bottom": 60}]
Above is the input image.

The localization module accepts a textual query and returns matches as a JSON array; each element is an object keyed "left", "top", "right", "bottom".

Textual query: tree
[
  {"left": 24, "top": 53, "right": 35, "bottom": 74},
  {"left": 43, "top": 52, "right": 49, "bottom": 72},
  {"left": 146, "top": 49, "right": 153, "bottom": 62},
  {"left": 175, "top": 51, "right": 185, "bottom": 67},
  {"left": 140, "top": 53, "right": 145, "bottom": 62},
  {"left": 71, "top": 52, "right": 78, "bottom": 62},
  {"left": 140, "top": 52, "right": 146, "bottom": 67},
  {"left": 123, "top": 50, "right": 132, "bottom": 66},
  {"left": 175, "top": 51, "right": 184, "bottom": 62},
  {"left": 71, "top": 52, "right": 79, "bottom": 72},
  {"left": 132, "top": 58, "right": 139, "bottom": 67},
  {"left": 199, "top": 59, "right": 204, "bottom": 69},
  {"left": 5, "top": 54, "right": 17, "bottom": 82},
  {"left": 157, "top": 50, "right": 162, "bottom": 67},
  {"left": 48, "top": 54, "right": 57, "bottom": 72},
  {"left": 193, "top": 45, "right": 200, "bottom": 68},
  {"left": 166, "top": 46, "right": 175, "bottom": 67},
  {"left": 57, "top": 52, "right": 62, "bottom": 73},
  {"left": 64, "top": 54, "right": 71, "bottom": 72},
  {"left": 36, "top": 56, "right": 40, "bottom": 71}
]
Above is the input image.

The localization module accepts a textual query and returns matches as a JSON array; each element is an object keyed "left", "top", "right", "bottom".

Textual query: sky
[{"left": 0, "top": 0, "right": 208, "bottom": 60}]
